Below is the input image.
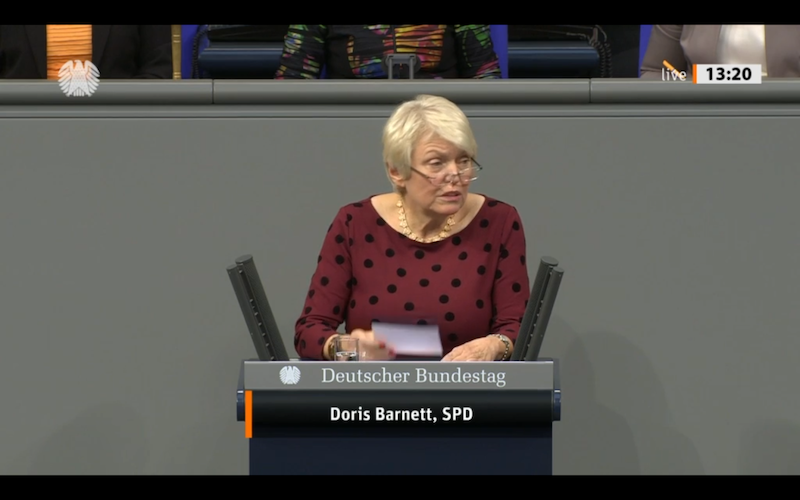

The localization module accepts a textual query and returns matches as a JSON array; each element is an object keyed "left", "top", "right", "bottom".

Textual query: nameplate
[
  {"left": 243, "top": 361, "right": 554, "bottom": 391},
  {"left": 247, "top": 390, "right": 554, "bottom": 428}
]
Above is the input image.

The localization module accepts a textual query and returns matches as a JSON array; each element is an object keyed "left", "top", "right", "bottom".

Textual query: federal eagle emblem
[
  {"left": 58, "top": 60, "right": 100, "bottom": 97},
  {"left": 279, "top": 365, "right": 301, "bottom": 385}
]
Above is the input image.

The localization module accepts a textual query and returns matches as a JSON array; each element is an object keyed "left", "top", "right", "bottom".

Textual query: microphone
[
  {"left": 510, "top": 256, "right": 564, "bottom": 361},
  {"left": 382, "top": 54, "right": 421, "bottom": 79}
]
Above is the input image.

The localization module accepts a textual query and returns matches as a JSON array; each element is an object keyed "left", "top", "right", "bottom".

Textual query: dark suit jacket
[
  {"left": 641, "top": 25, "right": 800, "bottom": 79},
  {"left": 0, "top": 25, "right": 172, "bottom": 79}
]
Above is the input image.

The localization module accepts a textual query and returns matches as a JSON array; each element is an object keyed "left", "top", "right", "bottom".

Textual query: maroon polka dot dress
[{"left": 294, "top": 195, "right": 530, "bottom": 359}]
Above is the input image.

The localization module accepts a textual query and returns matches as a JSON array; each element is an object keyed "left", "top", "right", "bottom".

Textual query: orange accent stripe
[
  {"left": 245, "top": 390, "right": 253, "bottom": 438},
  {"left": 46, "top": 25, "right": 92, "bottom": 80},
  {"left": 693, "top": 64, "right": 697, "bottom": 84}
]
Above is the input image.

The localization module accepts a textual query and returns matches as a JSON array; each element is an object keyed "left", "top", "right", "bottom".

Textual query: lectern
[
  {"left": 228, "top": 253, "right": 564, "bottom": 475},
  {"left": 236, "top": 359, "right": 561, "bottom": 475}
]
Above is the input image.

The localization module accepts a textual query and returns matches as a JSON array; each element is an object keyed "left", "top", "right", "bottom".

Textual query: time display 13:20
[{"left": 708, "top": 67, "right": 752, "bottom": 81}]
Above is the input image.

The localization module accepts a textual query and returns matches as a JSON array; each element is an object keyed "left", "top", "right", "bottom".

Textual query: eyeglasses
[{"left": 410, "top": 159, "right": 482, "bottom": 186}]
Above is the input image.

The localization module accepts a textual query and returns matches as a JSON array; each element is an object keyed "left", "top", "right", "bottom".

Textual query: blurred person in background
[
  {"left": 641, "top": 25, "right": 800, "bottom": 79},
  {"left": 0, "top": 25, "right": 172, "bottom": 79},
  {"left": 275, "top": 25, "right": 501, "bottom": 79}
]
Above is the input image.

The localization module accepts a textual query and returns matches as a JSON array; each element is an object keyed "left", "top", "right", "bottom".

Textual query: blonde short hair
[{"left": 382, "top": 95, "right": 478, "bottom": 187}]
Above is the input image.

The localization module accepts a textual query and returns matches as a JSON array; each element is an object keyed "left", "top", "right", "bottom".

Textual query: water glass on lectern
[{"left": 334, "top": 336, "right": 359, "bottom": 361}]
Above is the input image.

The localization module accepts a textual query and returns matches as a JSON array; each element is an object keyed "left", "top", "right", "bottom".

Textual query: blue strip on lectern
[
  {"left": 491, "top": 25, "right": 508, "bottom": 79},
  {"left": 181, "top": 24, "right": 210, "bottom": 79},
  {"left": 639, "top": 24, "right": 653, "bottom": 74}
]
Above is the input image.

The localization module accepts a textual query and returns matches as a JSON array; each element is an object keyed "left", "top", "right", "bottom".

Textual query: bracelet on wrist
[
  {"left": 488, "top": 333, "right": 511, "bottom": 361},
  {"left": 327, "top": 335, "right": 337, "bottom": 360}
]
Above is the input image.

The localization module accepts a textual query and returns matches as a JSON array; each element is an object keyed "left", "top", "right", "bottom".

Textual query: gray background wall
[{"left": 2, "top": 80, "right": 800, "bottom": 475}]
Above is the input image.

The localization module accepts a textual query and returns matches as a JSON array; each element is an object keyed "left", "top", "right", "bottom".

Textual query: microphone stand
[{"left": 383, "top": 54, "right": 420, "bottom": 79}]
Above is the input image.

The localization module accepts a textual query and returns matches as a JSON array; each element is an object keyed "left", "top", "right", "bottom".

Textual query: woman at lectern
[
  {"left": 294, "top": 94, "right": 530, "bottom": 362},
  {"left": 274, "top": 25, "right": 501, "bottom": 79}
]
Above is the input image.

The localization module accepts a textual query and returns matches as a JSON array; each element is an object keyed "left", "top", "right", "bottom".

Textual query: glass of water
[{"left": 334, "top": 336, "right": 360, "bottom": 361}]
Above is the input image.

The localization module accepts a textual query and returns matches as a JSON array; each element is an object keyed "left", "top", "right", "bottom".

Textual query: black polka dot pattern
[
  {"left": 500, "top": 246, "right": 509, "bottom": 259},
  {"left": 293, "top": 197, "right": 529, "bottom": 360}
]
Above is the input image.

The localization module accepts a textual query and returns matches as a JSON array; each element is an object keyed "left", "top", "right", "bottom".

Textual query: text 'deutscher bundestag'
[{"left": 243, "top": 361, "right": 558, "bottom": 428}]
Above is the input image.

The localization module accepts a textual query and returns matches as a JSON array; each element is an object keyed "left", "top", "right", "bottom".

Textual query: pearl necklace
[{"left": 397, "top": 198, "right": 455, "bottom": 243}]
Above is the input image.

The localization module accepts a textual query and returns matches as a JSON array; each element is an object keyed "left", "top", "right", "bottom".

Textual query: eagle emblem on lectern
[
  {"left": 279, "top": 365, "right": 301, "bottom": 385},
  {"left": 58, "top": 60, "right": 100, "bottom": 97}
]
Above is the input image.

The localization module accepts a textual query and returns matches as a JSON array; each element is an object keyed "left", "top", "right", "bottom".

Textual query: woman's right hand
[{"left": 349, "top": 329, "right": 395, "bottom": 360}]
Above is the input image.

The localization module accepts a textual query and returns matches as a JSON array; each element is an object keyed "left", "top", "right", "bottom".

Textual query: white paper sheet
[{"left": 371, "top": 322, "right": 443, "bottom": 357}]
